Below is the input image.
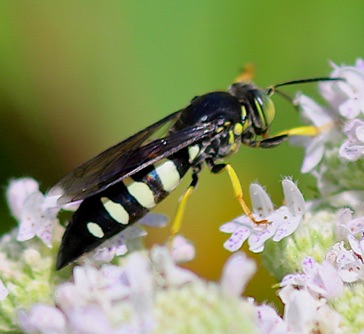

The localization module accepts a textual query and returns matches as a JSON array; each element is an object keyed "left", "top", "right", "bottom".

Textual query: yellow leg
[
  {"left": 169, "top": 185, "right": 195, "bottom": 239},
  {"left": 225, "top": 164, "right": 268, "bottom": 224},
  {"left": 213, "top": 163, "right": 267, "bottom": 224},
  {"left": 275, "top": 125, "right": 319, "bottom": 137}
]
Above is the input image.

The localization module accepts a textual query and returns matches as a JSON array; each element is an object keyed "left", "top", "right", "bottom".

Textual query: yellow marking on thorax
[{"left": 188, "top": 145, "right": 200, "bottom": 162}]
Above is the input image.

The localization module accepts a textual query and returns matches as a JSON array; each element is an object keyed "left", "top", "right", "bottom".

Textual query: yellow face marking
[
  {"left": 233, "top": 123, "right": 243, "bottom": 136},
  {"left": 155, "top": 160, "right": 181, "bottom": 192},
  {"left": 127, "top": 181, "right": 156, "bottom": 209},
  {"left": 228, "top": 130, "right": 235, "bottom": 144},
  {"left": 254, "top": 98, "right": 267, "bottom": 129},
  {"left": 216, "top": 126, "right": 224, "bottom": 133},
  {"left": 241, "top": 105, "right": 247, "bottom": 119},
  {"left": 101, "top": 197, "right": 130, "bottom": 225},
  {"left": 87, "top": 222, "right": 104, "bottom": 238}
]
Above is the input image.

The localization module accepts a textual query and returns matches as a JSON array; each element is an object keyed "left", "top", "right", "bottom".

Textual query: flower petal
[
  {"left": 282, "top": 179, "right": 305, "bottom": 216},
  {"left": 220, "top": 252, "right": 256, "bottom": 297},
  {"left": 223, "top": 227, "right": 251, "bottom": 252},
  {"left": 249, "top": 183, "right": 274, "bottom": 218}
]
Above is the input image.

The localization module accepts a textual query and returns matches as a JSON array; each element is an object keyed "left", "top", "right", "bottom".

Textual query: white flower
[
  {"left": 0, "top": 279, "right": 8, "bottom": 301},
  {"left": 283, "top": 289, "right": 342, "bottom": 333},
  {"left": 169, "top": 235, "right": 195, "bottom": 263},
  {"left": 257, "top": 305, "right": 289, "bottom": 334},
  {"left": 220, "top": 252, "right": 256, "bottom": 297},
  {"left": 220, "top": 179, "right": 304, "bottom": 253},
  {"left": 150, "top": 246, "right": 197, "bottom": 286},
  {"left": 339, "top": 119, "right": 364, "bottom": 161},
  {"left": 18, "top": 304, "right": 67, "bottom": 334},
  {"left": 292, "top": 94, "right": 340, "bottom": 173},
  {"left": 320, "top": 59, "right": 364, "bottom": 119},
  {"left": 90, "top": 213, "right": 168, "bottom": 263},
  {"left": 336, "top": 208, "right": 364, "bottom": 240},
  {"left": 6, "top": 178, "right": 61, "bottom": 247},
  {"left": 279, "top": 257, "right": 343, "bottom": 302}
]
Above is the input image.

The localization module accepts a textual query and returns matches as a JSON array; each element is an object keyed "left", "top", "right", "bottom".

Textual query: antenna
[{"left": 266, "top": 77, "right": 344, "bottom": 96}]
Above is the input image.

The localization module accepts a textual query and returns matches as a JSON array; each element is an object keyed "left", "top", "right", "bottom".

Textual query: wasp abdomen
[{"left": 56, "top": 149, "right": 192, "bottom": 269}]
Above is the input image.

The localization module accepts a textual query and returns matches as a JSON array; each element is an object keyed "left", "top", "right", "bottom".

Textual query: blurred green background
[{"left": 1, "top": 1, "right": 363, "bottom": 308}]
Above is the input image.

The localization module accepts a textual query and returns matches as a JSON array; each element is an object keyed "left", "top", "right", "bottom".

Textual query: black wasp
[{"left": 50, "top": 72, "right": 339, "bottom": 269}]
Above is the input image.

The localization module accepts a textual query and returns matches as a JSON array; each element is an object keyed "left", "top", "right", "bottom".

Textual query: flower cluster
[
  {"left": 2, "top": 60, "right": 364, "bottom": 333},
  {"left": 220, "top": 179, "right": 304, "bottom": 253},
  {"left": 218, "top": 59, "right": 364, "bottom": 332}
]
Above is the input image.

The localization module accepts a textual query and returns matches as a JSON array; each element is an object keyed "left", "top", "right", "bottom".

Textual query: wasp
[{"left": 50, "top": 71, "right": 340, "bottom": 269}]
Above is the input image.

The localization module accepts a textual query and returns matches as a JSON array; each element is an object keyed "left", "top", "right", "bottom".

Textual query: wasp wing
[
  {"left": 49, "top": 110, "right": 181, "bottom": 203},
  {"left": 50, "top": 112, "right": 216, "bottom": 204}
]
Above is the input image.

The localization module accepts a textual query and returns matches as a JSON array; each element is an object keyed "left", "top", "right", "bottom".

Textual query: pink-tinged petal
[
  {"left": 248, "top": 226, "right": 275, "bottom": 252},
  {"left": 338, "top": 262, "right": 362, "bottom": 283},
  {"left": 17, "top": 219, "right": 36, "bottom": 242},
  {"left": 36, "top": 221, "right": 53, "bottom": 248},
  {"left": 219, "top": 221, "right": 241, "bottom": 233},
  {"left": 93, "top": 246, "right": 116, "bottom": 262},
  {"left": 302, "top": 257, "right": 318, "bottom": 275},
  {"left": 315, "top": 262, "right": 343, "bottom": 299},
  {"left": 170, "top": 235, "right": 195, "bottom": 263},
  {"left": 339, "top": 98, "right": 361, "bottom": 119},
  {"left": 296, "top": 94, "right": 333, "bottom": 126},
  {"left": 347, "top": 234, "right": 361, "bottom": 255},
  {"left": 114, "top": 242, "right": 128, "bottom": 257},
  {"left": 223, "top": 227, "right": 251, "bottom": 252},
  {"left": 280, "top": 273, "right": 307, "bottom": 287},
  {"left": 220, "top": 252, "right": 256, "bottom": 297},
  {"left": 273, "top": 215, "right": 301, "bottom": 242},
  {"left": 151, "top": 246, "right": 197, "bottom": 286},
  {"left": 18, "top": 304, "right": 66, "bottom": 334},
  {"left": 356, "top": 125, "right": 364, "bottom": 143},
  {"left": 342, "top": 119, "right": 364, "bottom": 139},
  {"left": 336, "top": 208, "right": 352, "bottom": 226},
  {"left": 0, "top": 280, "right": 8, "bottom": 301},
  {"left": 122, "top": 225, "right": 147, "bottom": 239},
  {"left": 67, "top": 306, "right": 114, "bottom": 333},
  {"left": 6, "top": 178, "right": 39, "bottom": 221},
  {"left": 339, "top": 141, "right": 364, "bottom": 161},
  {"left": 355, "top": 58, "right": 364, "bottom": 70},
  {"left": 257, "top": 304, "right": 288, "bottom": 333},
  {"left": 347, "top": 216, "right": 364, "bottom": 234},
  {"left": 335, "top": 248, "right": 356, "bottom": 265},
  {"left": 283, "top": 289, "right": 318, "bottom": 331},
  {"left": 138, "top": 213, "right": 168, "bottom": 227}
]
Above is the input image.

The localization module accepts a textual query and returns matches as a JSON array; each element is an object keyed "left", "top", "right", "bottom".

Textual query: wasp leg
[
  {"left": 246, "top": 125, "right": 319, "bottom": 148},
  {"left": 169, "top": 172, "right": 199, "bottom": 240},
  {"left": 274, "top": 125, "right": 319, "bottom": 137},
  {"left": 211, "top": 163, "right": 267, "bottom": 224}
]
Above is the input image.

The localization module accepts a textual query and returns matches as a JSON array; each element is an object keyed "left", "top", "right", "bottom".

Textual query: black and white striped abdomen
[{"left": 56, "top": 148, "right": 193, "bottom": 269}]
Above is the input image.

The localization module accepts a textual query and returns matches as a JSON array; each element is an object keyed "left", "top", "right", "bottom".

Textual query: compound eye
[
  {"left": 262, "top": 94, "right": 276, "bottom": 127},
  {"left": 255, "top": 93, "right": 276, "bottom": 132}
]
